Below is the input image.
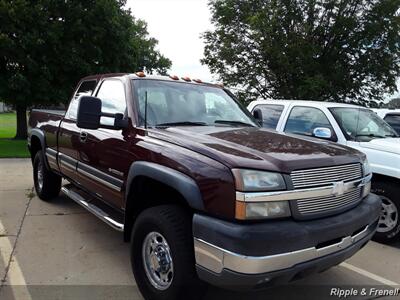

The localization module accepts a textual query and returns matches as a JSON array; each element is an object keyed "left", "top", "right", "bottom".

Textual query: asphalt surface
[{"left": 0, "top": 159, "right": 399, "bottom": 300}]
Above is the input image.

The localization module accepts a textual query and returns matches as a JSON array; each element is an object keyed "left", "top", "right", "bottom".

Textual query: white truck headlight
[{"left": 232, "top": 169, "right": 286, "bottom": 192}]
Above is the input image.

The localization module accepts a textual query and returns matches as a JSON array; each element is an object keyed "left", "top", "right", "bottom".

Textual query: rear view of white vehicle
[
  {"left": 248, "top": 100, "right": 400, "bottom": 243},
  {"left": 372, "top": 108, "right": 400, "bottom": 135}
]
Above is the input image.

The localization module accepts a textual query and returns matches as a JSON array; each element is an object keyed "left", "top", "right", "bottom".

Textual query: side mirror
[
  {"left": 313, "top": 127, "right": 332, "bottom": 140},
  {"left": 76, "top": 96, "right": 129, "bottom": 130},
  {"left": 253, "top": 108, "right": 263, "bottom": 126},
  {"left": 113, "top": 113, "right": 129, "bottom": 129},
  {"left": 77, "top": 96, "right": 102, "bottom": 129}
]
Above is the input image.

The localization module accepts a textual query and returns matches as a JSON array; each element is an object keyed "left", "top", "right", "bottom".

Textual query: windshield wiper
[
  {"left": 155, "top": 121, "right": 207, "bottom": 127},
  {"left": 214, "top": 120, "right": 256, "bottom": 127},
  {"left": 355, "top": 133, "right": 385, "bottom": 138},
  {"left": 385, "top": 134, "right": 398, "bottom": 137}
]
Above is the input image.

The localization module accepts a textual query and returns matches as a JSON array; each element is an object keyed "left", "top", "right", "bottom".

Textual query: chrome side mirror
[{"left": 313, "top": 127, "right": 332, "bottom": 140}]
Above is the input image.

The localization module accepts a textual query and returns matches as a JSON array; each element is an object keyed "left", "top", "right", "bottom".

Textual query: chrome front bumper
[
  {"left": 193, "top": 193, "right": 381, "bottom": 289},
  {"left": 194, "top": 223, "right": 373, "bottom": 275}
]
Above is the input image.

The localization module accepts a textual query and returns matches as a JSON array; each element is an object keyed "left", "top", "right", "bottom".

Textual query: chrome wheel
[
  {"left": 378, "top": 196, "right": 398, "bottom": 233},
  {"left": 142, "top": 232, "right": 174, "bottom": 290},
  {"left": 37, "top": 161, "right": 44, "bottom": 191}
]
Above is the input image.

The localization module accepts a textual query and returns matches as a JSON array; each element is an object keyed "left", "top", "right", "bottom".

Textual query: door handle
[{"left": 80, "top": 131, "right": 88, "bottom": 143}]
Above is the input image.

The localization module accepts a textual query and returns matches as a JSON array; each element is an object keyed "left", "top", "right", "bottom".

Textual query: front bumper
[{"left": 193, "top": 193, "right": 381, "bottom": 289}]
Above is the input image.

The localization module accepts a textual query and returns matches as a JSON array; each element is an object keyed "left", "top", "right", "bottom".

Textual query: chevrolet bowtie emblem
[{"left": 332, "top": 181, "right": 345, "bottom": 196}]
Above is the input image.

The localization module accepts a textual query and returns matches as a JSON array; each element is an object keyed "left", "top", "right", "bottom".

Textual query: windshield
[
  {"left": 330, "top": 107, "right": 398, "bottom": 141},
  {"left": 133, "top": 80, "right": 258, "bottom": 127}
]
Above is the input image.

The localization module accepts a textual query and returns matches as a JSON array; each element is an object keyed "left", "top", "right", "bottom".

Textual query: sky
[
  {"left": 126, "top": 0, "right": 214, "bottom": 82},
  {"left": 126, "top": 0, "right": 398, "bottom": 101}
]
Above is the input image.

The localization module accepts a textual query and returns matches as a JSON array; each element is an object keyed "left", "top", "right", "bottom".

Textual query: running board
[{"left": 61, "top": 185, "right": 124, "bottom": 232}]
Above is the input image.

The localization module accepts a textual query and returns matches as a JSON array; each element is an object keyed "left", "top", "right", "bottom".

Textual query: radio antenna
[{"left": 144, "top": 91, "right": 148, "bottom": 130}]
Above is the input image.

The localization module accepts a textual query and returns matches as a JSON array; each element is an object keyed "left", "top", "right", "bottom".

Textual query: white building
[{"left": 0, "top": 102, "right": 10, "bottom": 112}]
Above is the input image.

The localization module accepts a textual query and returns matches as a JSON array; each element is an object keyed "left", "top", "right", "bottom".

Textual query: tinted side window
[
  {"left": 285, "top": 106, "right": 333, "bottom": 136},
  {"left": 75, "top": 80, "right": 97, "bottom": 98},
  {"left": 96, "top": 80, "right": 126, "bottom": 125},
  {"left": 384, "top": 114, "right": 400, "bottom": 135},
  {"left": 254, "top": 104, "right": 284, "bottom": 129}
]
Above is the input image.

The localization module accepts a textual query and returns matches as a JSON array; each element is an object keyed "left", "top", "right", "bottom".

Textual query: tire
[
  {"left": 131, "top": 205, "right": 206, "bottom": 300},
  {"left": 371, "top": 180, "right": 400, "bottom": 243},
  {"left": 33, "top": 150, "right": 61, "bottom": 201}
]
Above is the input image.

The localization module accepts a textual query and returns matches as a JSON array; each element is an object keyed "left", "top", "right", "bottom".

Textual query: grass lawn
[{"left": 0, "top": 112, "right": 30, "bottom": 158}]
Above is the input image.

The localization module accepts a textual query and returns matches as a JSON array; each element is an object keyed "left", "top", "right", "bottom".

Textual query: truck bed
[{"left": 28, "top": 109, "right": 66, "bottom": 155}]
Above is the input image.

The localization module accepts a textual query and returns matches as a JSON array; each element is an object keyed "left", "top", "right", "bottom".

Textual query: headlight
[
  {"left": 233, "top": 169, "right": 289, "bottom": 219},
  {"left": 362, "top": 181, "right": 371, "bottom": 198},
  {"left": 232, "top": 169, "right": 286, "bottom": 192},
  {"left": 359, "top": 159, "right": 372, "bottom": 198},
  {"left": 362, "top": 159, "right": 371, "bottom": 176},
  {"left": 235, "top": 201, "right": 291, "bottom": 220},
  {"left": 362, "top": 159, "right": 372, "bottom": 198}
]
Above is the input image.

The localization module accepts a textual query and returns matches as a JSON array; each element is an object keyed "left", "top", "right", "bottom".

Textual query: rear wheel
[
  {"left": 372, "top": 180, "right": 400, "bottom": 243},
  {"left": 33, "top": 151, "right": 61, "bottom": 201},
  {"left": 131, "top": 205, "right": 206, "bottom": 300}
]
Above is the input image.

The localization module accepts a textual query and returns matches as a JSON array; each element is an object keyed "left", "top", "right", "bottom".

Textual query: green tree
[
  {"left": 202, "top": 0, "right": 400, "bottom": 104},
  {"left": 0, "top": 0, "right": 171, "bottom": 139}
]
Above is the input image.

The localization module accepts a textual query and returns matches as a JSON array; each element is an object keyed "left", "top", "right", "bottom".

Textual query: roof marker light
[
  {"left": 181, "top": 76, "right": 191, "bottom": 82},
  {"left": 193, "top": 79, "right": 202, "bottom": 83},
  {"left": 135, "top": 71, "right": 146, "bottom": 77},
  {"left": 169, "top": 75, "right": 179, "bottom": 80}
]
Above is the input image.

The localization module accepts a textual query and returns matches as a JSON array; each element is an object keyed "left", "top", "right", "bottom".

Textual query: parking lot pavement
[{"left": 0, "top": 159, "right": 399, "bottom": 300}]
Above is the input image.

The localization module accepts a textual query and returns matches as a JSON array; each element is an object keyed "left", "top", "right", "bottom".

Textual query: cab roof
[
  {"left": 249, "top": 99, "right": 370, "bottom": 109},
  {"left": 79, "top": 73, "right": 221, "bottom": 88}
]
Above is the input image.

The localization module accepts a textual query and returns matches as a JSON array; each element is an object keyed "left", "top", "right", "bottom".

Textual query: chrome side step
[{"left": 61, "top": 186, "right": 124, "bottom": 232}]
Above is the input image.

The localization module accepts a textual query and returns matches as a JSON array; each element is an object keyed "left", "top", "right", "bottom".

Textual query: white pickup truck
[{"left": 248, "top": 100, "right": 400, "bottom": 243}]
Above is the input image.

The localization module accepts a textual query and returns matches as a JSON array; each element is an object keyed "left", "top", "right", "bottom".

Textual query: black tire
[
  {"left": 371, "top": 180, "right": 400, "bottom": 243},
  {"left": 131, "top": 205, "right": 206, "bottom": 300},
  {"left": 33, "top": 150, "right": 61, "bottom": 201}
]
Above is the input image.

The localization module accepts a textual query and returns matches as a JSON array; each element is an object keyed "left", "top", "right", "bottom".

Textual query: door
[
  {"left": 58, "top": 80, "right": 98, "bottom": 180},
  {"left": 283, "top": 106, "right": 337, "bottom": 141},
  {"left": 76, "top": 79, "right": 130, "bottom": 209}
]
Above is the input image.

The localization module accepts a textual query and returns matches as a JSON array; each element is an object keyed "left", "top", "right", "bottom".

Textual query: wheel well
[
  {"left": 30, "top": 136, "right": 42, "bottom": 163},
  {"left": 124, "top": 176, "right": 192, "bottom": 242},
  {"left": 372, "top": 173, "right": 399, "bottom": 186}
]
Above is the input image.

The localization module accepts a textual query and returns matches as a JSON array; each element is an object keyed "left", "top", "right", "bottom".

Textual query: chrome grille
[
  {"left": 291, "top": 163, "right": 362, "bottom": 189},
  {"left": 296, "top": 187, "right": 362, "bottom": 216}
]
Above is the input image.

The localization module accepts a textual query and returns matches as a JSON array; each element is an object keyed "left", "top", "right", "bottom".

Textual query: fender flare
[
  {"left": 125, "top": 161, "right": 204, "bottom": 211},
  {"left": 29, "top": 129, "right": 50, "bottom": 170}
]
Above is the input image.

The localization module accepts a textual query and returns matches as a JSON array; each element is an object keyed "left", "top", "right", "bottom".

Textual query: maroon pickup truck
[{"left": 28, "top": 73, "right": 380, "bottom": 300}]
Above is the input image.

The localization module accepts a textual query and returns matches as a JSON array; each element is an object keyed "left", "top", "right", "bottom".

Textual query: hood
[
  {"left": 148, "top": 127, "right": 364, "bottom": 174},
  {"left": 359, "top": 138, "right": 400, "bottom": 155}
]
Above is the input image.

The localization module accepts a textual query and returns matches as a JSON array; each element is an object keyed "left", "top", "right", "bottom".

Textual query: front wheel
[
  {"left": 131, "top": 205, "right": 206, "bottom": 300},
  {"left": 372, "top": 180, "right": 400, "bottom": 243}
]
